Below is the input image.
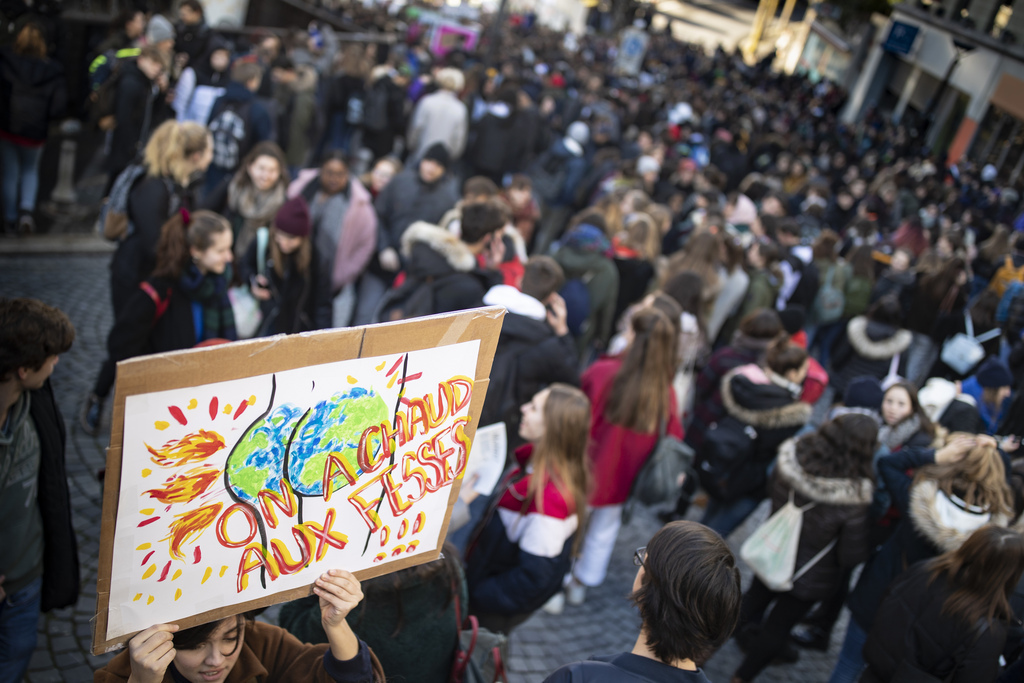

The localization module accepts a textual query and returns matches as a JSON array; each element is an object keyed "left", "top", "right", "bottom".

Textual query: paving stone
[
  {"left": 57, "top": 664, "right": 94, "bottom": 681},
  {"left": 54, "top": 650, "right": 86, "bottom": 667},
  {"left": 50, "top": 635, "right": 78, "bottom": 654},
  {"left": 28, "top": 649, "right": 53, "bottom": 671},
  {"left": 27, "top": 670, "right": 64, "bottom": 683}
]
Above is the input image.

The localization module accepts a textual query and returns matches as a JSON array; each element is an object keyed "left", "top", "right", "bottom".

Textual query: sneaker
[
  {"left": 17, "top": 211, "right": 34, "bottom": 235},
  {"left": 565, "top": 580, "right": 586, "bottom": 606},
  {"left": 80, "top": 393, "right": 103, "bottom": 436},
  {"left": 541, "top": 592, "right": 565, "bottom": 615}
]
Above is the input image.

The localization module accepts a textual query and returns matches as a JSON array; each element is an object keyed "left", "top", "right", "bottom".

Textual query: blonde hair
[
  {"left": 144, "top": 121, "right": 210, "bottom": 186},
  {"left": 621, "top": 213, "right": 661, "bottom": 262},
  {"left": 436, "top": 68, "right": 465, "bottom": 92},
  {"left": 917, "top": 436, "right": 1014, "bottom": 518}
]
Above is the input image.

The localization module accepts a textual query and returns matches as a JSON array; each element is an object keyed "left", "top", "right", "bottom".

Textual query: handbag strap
[
  {"left": 964, "top": 311, "right": 974, "bottom": 339},
  {"left": 792, "top": 537, "right": 838, "bottom": 584},
  {"left": 887, "top": 352, "right": 901, "bottom": 380},
  {"left": 256, "top": 226, "right": 269, "bottom": 277},
  {"left": 974, "top": 327, "right": 1002, "bottom": 343}
]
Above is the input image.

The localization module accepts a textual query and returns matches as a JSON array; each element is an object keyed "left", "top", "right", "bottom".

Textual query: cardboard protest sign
[
  {"left": 429, "top": 21, "right": 480, "bottom": 58},
  {"left": 93, "top": 307, "right": 504, "bottom": 654},
  {"left": 616, "top": 27, "right": 650, "bottom": 76}
]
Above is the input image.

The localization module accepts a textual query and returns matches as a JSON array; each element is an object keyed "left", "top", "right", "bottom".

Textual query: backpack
[
  {"left": 528, "top": 149, "right": 569, "bottom": 205},
  {"left": 697, "top": 415, "right": 759, "bottom": 501},
  {"left": 362, "top": 84, "right": 390, "bottom": 133},
  {"left": 940, "top": 313, "right": 1001, "bottom": 376},
  {"left": 373, "top": 274, "right": 459, "bottom": 322},
  {"left": 989, "top": 255, "right": 1024, "bottom": 298},
  {"left": 208, "top": 99, "right": 253, "bottom": 171},
  {"left": 813, "top": 264, "right": 845, "bottom": 324},
  {"left": 739, "top": 489, "right": 837, "bottom": 592},
  {"left": 139, "top": 281, "right": 172, "bottom": 326},
  {"left": 450, "top": 583, "right": 508, "bottom": 683},
  {"left": 624, "top": 419, "right": 695, "bottom": 522},
  {"left": 99, "top": 166, "right": 175, "bottom": 242},
  {"left": 88, "top": 48, "right": 139, "bottom": 131},
  {"left": 843, "top": 275, "right": 873, "bottom": 319}
]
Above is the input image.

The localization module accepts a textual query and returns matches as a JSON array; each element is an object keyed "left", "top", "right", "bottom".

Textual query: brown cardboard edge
[{"left": 92, "top": 307, "right": 504, "bottom": 655}]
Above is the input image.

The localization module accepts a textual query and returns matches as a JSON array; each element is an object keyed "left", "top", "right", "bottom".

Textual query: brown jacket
[{"left": 94, "top": 621, "right": 385, "bottom": 683}]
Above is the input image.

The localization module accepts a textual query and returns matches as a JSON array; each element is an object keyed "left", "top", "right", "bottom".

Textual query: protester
[
  {"left": 829, "top": 295, "right": 912, "bottom": 399},
  {"left": 174, "top": 0, "right": 210, "bottom": 65},
  {"left": 105, "top": 45, "right": 170, "bottom": 189},
  {"left": 0, "top": 298, "right": 78, "bottom": 682},
  {"left": 94, "top": 570, "right": 385, "bottom": 682},
  {"left": 173, "top": 37, "right": 231, "bottom": 125},
  {"left": 407, "top": 68, "right": 468, "bottom": 162},
  {"left": 204, "top": 60, "right": 274, "bottom": 194},
  {"left": 0, "top": 22, "right": 65, "bottom": 235}
]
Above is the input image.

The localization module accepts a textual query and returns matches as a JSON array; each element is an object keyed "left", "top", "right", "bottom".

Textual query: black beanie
[{"left": 421, "top": 142, "right": 451, "bottom": 169}]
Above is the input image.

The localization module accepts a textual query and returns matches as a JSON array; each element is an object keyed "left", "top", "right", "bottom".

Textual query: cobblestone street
[{"left": 3, "top": 253, "right": 847, "bottom": 682}]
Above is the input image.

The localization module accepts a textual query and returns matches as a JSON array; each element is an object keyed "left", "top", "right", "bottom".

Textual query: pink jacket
[{"left": 288, "top": 169, "right": 378, "bottom": 292}]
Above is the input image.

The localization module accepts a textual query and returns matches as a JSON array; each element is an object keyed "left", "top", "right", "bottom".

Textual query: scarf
[
  {"left": 878, "top": 414, "right": 922, "bottom": 451},
  {"left": 179, "top": 264, "right": 237, "bottom": 343},
  {"left": 229, "top": 177, "right": 286, "bottom": 226}
]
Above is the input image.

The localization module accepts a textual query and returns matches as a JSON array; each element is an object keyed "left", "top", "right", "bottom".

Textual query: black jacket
[
  {"left": 238, "top": 238, "right": 332, "bottom": 335},
  {"left": 830, "top": 316, "right": 913, "bottom": 398},
  {"left": 468, "top": 109, "right": 519, "bottom": 179},
  {"left": 110, "top": 176, "right": 193, "bottom": 293},
  {"left": 862, "top": 563, "right": 1007, "bottom": 683},
  {"left": 30, "top": 380, "right": 79, "bottom": 612},
  {"left": 768, "top": 438, "right": 873, "bottom": 601},
  {"left": 374, "top": 169, "right": 460, "bottom": 253},
  {"left": 0, "top": 46, "right": 65, "bottom": 141},
  {"left": 174, "top": 20, "right": 210, "bottom": 63},
  {"left": 848, "top": 447, "right": 1012, "bottom": 632},
  {"left": 106, "top": 276, "right": 203, "bottom": 364},
  {"left": 107, "top": 60, "right": 159, "bottom": 173},
  {"left": 543, "top": 653, "right": 713, "bottom": 683}
]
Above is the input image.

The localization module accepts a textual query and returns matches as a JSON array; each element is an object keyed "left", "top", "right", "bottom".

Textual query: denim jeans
[
  {"left": 701, "top": 495, "right": 762, "bottom": 538},
  {"left": 0, "top": 576, "right": 43, "bottom": 683},
  {"left": 828, "top": 615, "right": 868, "bottom": 683},
  {"left": 0, "top": 140, "right": 44, "bottom": 222}
]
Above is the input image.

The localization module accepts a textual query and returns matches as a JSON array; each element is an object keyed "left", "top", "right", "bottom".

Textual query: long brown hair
[
  {"left": 268, "top": 227, "right": 312, "bottom": 278},
  {"left": 811, "top": 229, "right": 840, "bottom": 262},
  {"left": 916, "top": 437, "right": 1014, "bottom": 517},
  {"left": 920, "top": 256, "right": 967, "bottom": 304},
  {"left": 927, "top": 525, "right": 1024, "bottom": 625},
  {"left": 978, "top": 225, "right": 1011, "bottom": 264},
  {"left": 665, "top": 232, "right": 722, "bottom": 298},
  {"left": 606, "top": 306, "right": 680, "bottom": 433},
  {"left": 526, "top": 384, "right": 591, "bottom": 536},
  {"left": 153, "top": 210, "right": 231, "bottom": 279},
  {"left": 14, "top": 23, "right": 47, "bottom": 58},
  {"left": 884, "top": 381, "right": 936, "bottom": 439},
  {"left": 233, "top": 141, "right": 290, "bottom": 194}
]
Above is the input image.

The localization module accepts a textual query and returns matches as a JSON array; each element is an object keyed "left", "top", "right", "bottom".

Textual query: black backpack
[
  {"left": 362, "top": 83, "right": 390, "bottom": 133},
  {"left": 697, "top": 415, "right": 760, "bottom": 501},
  {"left": 528, "top": 149, "right": 568, "bottom": 204},
  {"left": 208, "top": 99, "right": 253, "bottom": 171},
  {"left": 373, "top": 274, "right": 459, "bottom": 322}
]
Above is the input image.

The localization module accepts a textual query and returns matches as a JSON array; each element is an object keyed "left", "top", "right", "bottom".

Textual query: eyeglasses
[{"left": 633, "top": 546, "right": 647, "bottom": 567}]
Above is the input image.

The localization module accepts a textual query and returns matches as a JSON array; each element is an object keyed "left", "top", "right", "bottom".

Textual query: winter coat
[
  {"left": 543, "top": 653, "right": 713, "bottom": 683},
  {"left": 238, "top": 238, "right": 332, "bottom": 335},
  {"left": 468, "top": 104, "right": 519, "bottom": 180},
  {"left": 397, "top": 221, "right": 502, "bottom": 315},
  {"left": 109, "top": 176, "right": 193, "bottom": 296},
  {"left": 906, "top": 276, "right": 967, "bottom": 339},
  {"left": 554, "top": 246, "right": 619, "bottom": 353},
  {"left": 290, "top": 171, "right": 378, "bottom": 291},
  {"left": 277, "top": 64, "right": 319, "bottom": 169},
  {"left": 687, "top": 334, "right": 776, "bottom": 452},
  {"left": 30, "top": 380, "right": 79, "bottom": 612},
  {"left": 582, "top": 357, "right": 683, "bottom": 507},
  {"left": 848, "top": 446, "right": 1011, "bottom": 633},
  {"left": 361, "top": 75, "right": 406, "bottom": 160},
  {"left": 106, "top": 60, "right": 159, "bottom": 173},
  {"left": 536, "top": 138, "right": 588, "bottom": 208},
  {"left": 478, "top": 285, "right": 579, "bottom": 447},
  {"left": 830, "top": 316, "right": 912, "bottom": 398},
  {"left": 961, "top": 375, "right": 1009, "bottom": 434},
  {"left": 173, "top": 64, "right": 226, "bottom": 124},
  {"left": 407, "top": 89, "right": 468, "bottom": 161},
  {"left": 612, "top": 257, "right": 656, "bottom": 325},
  {"left": 861, "top": 563, "right": 1008, "bottom": 683},
  {"left": 767, "top": 438, "right": 873, "bottom": 601},
  {"left": 929, "top": 311, "right": 1001, "bottom": 381},
  {"left": 713, "top": 365, "right": 813, "bottom": 496},
  {"left": 375, "top": 169, "right": 460, "bottom": 253},
  {"left": 207, "top": 81, "right": 274, "bottom": 169},
  {"left": 720, "top": 269, "right": 778, "bottom": 345},
  {"left": 466, "top": 445, "right": 579, "bottom": 617},
  {"left": 706, "top": 267, "right": 750, "bottom": 345},
  {"left": 174, "top": 19, "right": 210, "bottom": 63},
  {"left": 0, "top": 46, "right": 65, "bottom": 143},
  {"left": 96, "top": 620, "right": 385, "bottom": 683}
]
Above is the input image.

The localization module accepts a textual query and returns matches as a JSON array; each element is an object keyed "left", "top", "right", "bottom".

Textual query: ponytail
[{"left": 153, "top": 210, "right": 230, "bottom": 280}]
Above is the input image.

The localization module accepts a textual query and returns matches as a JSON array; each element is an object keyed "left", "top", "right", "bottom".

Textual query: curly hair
[{"left": 797, "top": 413, "right": 879, "bottom": 481}]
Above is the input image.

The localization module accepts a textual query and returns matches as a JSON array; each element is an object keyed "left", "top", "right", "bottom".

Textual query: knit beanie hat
[
  {"left": 421, "top": 143, "right": 451, "bottom": 169},
  {"left": 976, "top": 357, "right": 1013, "bottom": 388},
  {"left": 844, "top": 376, "right": 885, "bottom": 411},
  {"left": 274, "top": 198, "right": 311, "bottom": 238},
  {"left": 146, "top": 15, "right": 176, "bottom": 44}
]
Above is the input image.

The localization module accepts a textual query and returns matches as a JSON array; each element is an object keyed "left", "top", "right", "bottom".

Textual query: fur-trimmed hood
[
  {"left": 846, "top": 316, "right": 912, "bottom": 360},
  {"left": 776, "top": 438, "right": 874, "bottom": 505},
  {"left": 721, "top": 365, "right": 813, "bottom": 429},
  {"left": 401, "top": 221, "right": 477, "bottom": 273},
  {"left": 909, "top": 478, "right": 1010, "bottom": 552}
]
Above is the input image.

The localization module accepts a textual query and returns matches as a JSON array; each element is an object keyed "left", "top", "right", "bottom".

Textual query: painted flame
[
  {"left": 147, "top": 430, "right": 225, "bottom": 467},
  {"left": 162, "top": 503, "right": 223, "bottom": 560},
  {"left": 145, "top": 466, "right": 220, "bottom": 504}
]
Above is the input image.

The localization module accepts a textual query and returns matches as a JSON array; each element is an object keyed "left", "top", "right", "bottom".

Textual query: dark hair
[
  {"left": 765, "top": 338, "right": 808, "bottom": 375},
  {"left": 460, "top": 201, "right": 506, "bottom": 245},
  {"left": 567, "top": 208, "right": 608, "bottom": 235},
  {"left": 231, "top": 60, "right": 263, "bottom": 85},
  {"left": 883, "top": 381, "right": 936, "bottom": 438},
  {"left": 865, "top": 294, "right": 903, "bottom": 328},
  {"left": 633, "top": 521, "right": 741, "bottom": 665},
  {"left": 849, "top": 244, "right": 876, "bottom": 280},
  {"left": 320, "top": 149, "right": 351, "bottom": 168},
  {"left": 738, "top": 308, "right": 783, "bottom": 340},
  {"left": 777, "top": 219, "right": 800, "bottom": 237},
  {"left": 235, "top": 141, "right": 289, "bottom": 192},
  {"left": 153, "top": 210, "right": 232, "bottom": 279},
  {"left": 522, "top": 256, "right": 565, "bottom": 302},
  {"left": 812, "top": 229, "right": 840, "bottom": 262},
  {"left": 0, "top": 298, "right": 75, "bottom": 381},
  {"left": 509, "top": 174, "right": 532, "bottom": 191},
  {"left": 173, "top": 612, "right": 253, "bottom": 652},
  {"left": 662, "top": 271, "right": 704, "bottom": 329},
  {"left": 112, "top": 8, "right": 143, "bottom": 31},
  {"left": 179, "top": 0, "right": 205, "bottom": 15},
  {"left": 463, "top": 176, "right": 499, "bottom": 200},
  {"left": 927, "top": 525, "right": 1024, "bottom": 626},
  {"left": 797, "top": 414, "right": 878, "bottom": 480}
]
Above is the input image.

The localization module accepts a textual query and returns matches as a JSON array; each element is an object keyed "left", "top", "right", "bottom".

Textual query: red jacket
[{"left": 581, "top": 357, "right": 683, "bottom": 507}]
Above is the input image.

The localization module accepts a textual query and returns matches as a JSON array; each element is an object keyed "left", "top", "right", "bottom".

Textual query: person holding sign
[
  {"left": 465, "top": 384, "right": 590, "bottom": 633},
  {"left": 94, "top": 569, "right": 385, "bottom": 683}
]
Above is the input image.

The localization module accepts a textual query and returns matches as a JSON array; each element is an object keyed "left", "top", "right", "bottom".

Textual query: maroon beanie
[{"left": 274, "top": 197, "right": 311, "bottom": 237}]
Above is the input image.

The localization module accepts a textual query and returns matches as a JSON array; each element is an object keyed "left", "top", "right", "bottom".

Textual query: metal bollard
[{"left": 50, "top": 119, "right": 82, "bottom": 205}]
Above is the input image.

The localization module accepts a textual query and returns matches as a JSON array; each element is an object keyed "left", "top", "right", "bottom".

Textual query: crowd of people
[{"left": 7, "top": 0, "right": 1024, "bottom": 681}]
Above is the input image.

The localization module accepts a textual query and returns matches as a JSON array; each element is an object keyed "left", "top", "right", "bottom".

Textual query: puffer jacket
[
  {"left": 848, "top": 446, "right": 1011, "bottom": 633},
  {"left": 830, "top": 316, "right": 912, "bottom": 397},
  {"left": 768, "top": 438, "right": 873, "bottom": 601},
  {"left": 862, "top": 563, "right": 1008, "bottom": 683},
  {"left": 0, "top": 47, "right": 65, "bottom": 142}
]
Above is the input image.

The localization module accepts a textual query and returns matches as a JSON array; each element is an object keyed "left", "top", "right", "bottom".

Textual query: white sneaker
[
  {"left": 541, "top": 592, "right": 565, "bottom": 615},
  {"left": 565, "top": 580, "right": 586, "bottom": 606}
]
